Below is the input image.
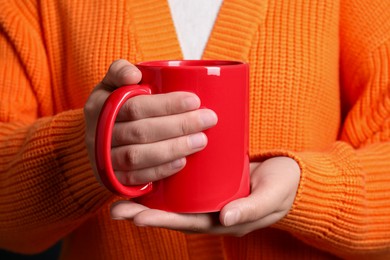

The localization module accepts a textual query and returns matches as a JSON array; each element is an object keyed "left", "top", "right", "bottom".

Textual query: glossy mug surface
[{"left": 95, "top": 60, "right": 250, "bottom": 213}]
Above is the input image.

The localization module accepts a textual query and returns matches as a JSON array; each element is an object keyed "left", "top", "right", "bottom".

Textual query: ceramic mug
[{"left": 95, "top": 60, "right": 250, "bottom": 213}]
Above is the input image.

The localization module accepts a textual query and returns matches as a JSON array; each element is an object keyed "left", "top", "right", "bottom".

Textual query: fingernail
[
  {"left": 200, "top": 110, "right": 218, "bottom": 128},
  {"left": 224, "top": 210, "right": 240, "bottom": 226},
  {"left": 183, "top": 96, "right": 201, "bottom": 110},
  {"left": 188, "top": 133, "right": 207, "bottom": 149},
  {"left": 171, "top": 158, "right": 185, "bottom": 169}
]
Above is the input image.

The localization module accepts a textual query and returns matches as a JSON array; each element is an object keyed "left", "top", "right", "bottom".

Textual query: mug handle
[{"left": 95, "top": 85, "right": 153, "bottom": 198}]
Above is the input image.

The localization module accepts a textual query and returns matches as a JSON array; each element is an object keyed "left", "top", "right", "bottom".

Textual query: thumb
[
  {"left": 101, "top": 59, "right": 142, "bottom": 90},
  {"left": 219, "top": 196, "right": 262, "bottom": 227},
  {"left": 220, "top": 157, "right": 300, "bottom": 227},
  {"left": 219, "top": 163, "right": 279, "bottom": 227}
]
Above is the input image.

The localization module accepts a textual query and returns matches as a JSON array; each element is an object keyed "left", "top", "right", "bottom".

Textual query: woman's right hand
[{"left": 84, "top": 59, "right": 218, "bottom": 187}]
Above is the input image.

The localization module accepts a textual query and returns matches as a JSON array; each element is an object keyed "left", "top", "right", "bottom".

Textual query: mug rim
[{"left": 137, "top": 59, "right": 245, "bottom": 68}]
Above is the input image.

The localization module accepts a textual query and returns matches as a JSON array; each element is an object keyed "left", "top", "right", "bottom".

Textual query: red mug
[{"left": 95, "top": 60, "right": 250, "bottom": 213}]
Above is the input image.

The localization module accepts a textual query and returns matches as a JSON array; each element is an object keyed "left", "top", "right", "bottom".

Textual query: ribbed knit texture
[{"left": 0, "top": 0, "right": 389, "bottom": 259}]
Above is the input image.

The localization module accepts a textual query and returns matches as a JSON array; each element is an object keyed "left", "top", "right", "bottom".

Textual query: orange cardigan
[{"left": 1, "top": 0, "right": 390, "bottom": 259}]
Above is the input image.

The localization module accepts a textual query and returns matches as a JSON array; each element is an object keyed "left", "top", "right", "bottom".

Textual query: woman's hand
[
  {"left": 110, "top": 156, "right": 301, "bottom": 236},
  {"left": 84, "top": 59, "right": 218, "bottom": 186}
]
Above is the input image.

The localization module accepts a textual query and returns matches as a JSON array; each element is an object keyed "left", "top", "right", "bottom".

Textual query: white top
[{"left": 167, "top": 0, "right": 223, "bottom": 60}]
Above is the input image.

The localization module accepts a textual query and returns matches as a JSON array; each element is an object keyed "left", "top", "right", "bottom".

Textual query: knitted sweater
[{"left": 1, "top": 0, "right": 390, "bottom": 259}]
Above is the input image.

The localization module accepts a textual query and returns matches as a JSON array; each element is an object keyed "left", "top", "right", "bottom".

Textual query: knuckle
[
  {"left": 164, "top": 98, "right": 175, "bottom": 114},
  {"left": 124, "top": 147, "right": 141, "bottom": 167},
  {"left": 179, "top": 117, "right": 192, "bottom": 135},
  {"left": 124, "top": 99, "right": 142, "bottom": 120},
  {"left": 114, "top": 123, "right": 149, "bottom": 145},
  {"left": 130, "top": 124, "right": 149, "bottom": 143},
  {"left": 112, "top": 126, "right": 124, "bottom": 145},
  {"left": 83, "top": 101, "right": 95, "bottom": 116}
]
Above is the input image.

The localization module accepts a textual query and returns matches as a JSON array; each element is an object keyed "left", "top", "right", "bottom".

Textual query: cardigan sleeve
[
  {"left": 0, "top": 1, "right": 111, "bottom": 254},
  {"left": 268, "top": 1, "right": 390, "bottom": 258}
]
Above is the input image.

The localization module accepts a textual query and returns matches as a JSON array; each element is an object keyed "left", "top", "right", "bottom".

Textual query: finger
[
  {"left": 220, "top": 159, "right": 299, "bottom": 227},
  {"left": 111, "top": 201, "right": 282, "bottom": 236},
  {"left": 132, "top": 210, "right": 219, "bottom": 232},
  {"left": 220, "top": 179, "right": 280, "bottom": 227},
  {"left": 111, "top": 132, "right": 207, "bottom": 171},
  {"left": 115, "top": 158, "right": 186, "bottom": 185},
  {"left": 219, "top": 196, "right": 267, "bottom": 227},
  {"left": 84, "top": 60, "right": 142, "bottom": 120},
  {"left": 84, "top": 60, "right": 142, "bottom": 186},
  {"left": 116, "top": 92, "right": 201, "bottom": 121},
  {"left": 110, "top": 200, "right": 149, "bottom": 220},
  {"left": 112, "top": 108, "right": 217, "bottom": 146},
  {"left": 101, "top": 59, "right": 141, "bottom": 90},
  {"left": 220, "top": 200, "right": 287, "bottom": 228},
  {"left": 211, "top": 212, "right": 287, "bottom": 237}
]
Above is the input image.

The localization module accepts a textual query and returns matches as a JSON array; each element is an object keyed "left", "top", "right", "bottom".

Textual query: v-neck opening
[
  {"left": 128, "top": 0, "right": 268, "bottom": 61},
  {"left": 167, "top": 0, "right": 223, "bottom": 60}
]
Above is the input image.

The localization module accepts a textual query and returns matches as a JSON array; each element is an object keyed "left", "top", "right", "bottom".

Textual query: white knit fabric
[{"left": 167, "top": 0, "right": 223, "bottom": 59}]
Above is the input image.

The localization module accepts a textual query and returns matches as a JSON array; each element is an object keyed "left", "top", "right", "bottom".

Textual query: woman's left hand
[{"left": 110, "top": 156, "right": 301, "bottom": 236}]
